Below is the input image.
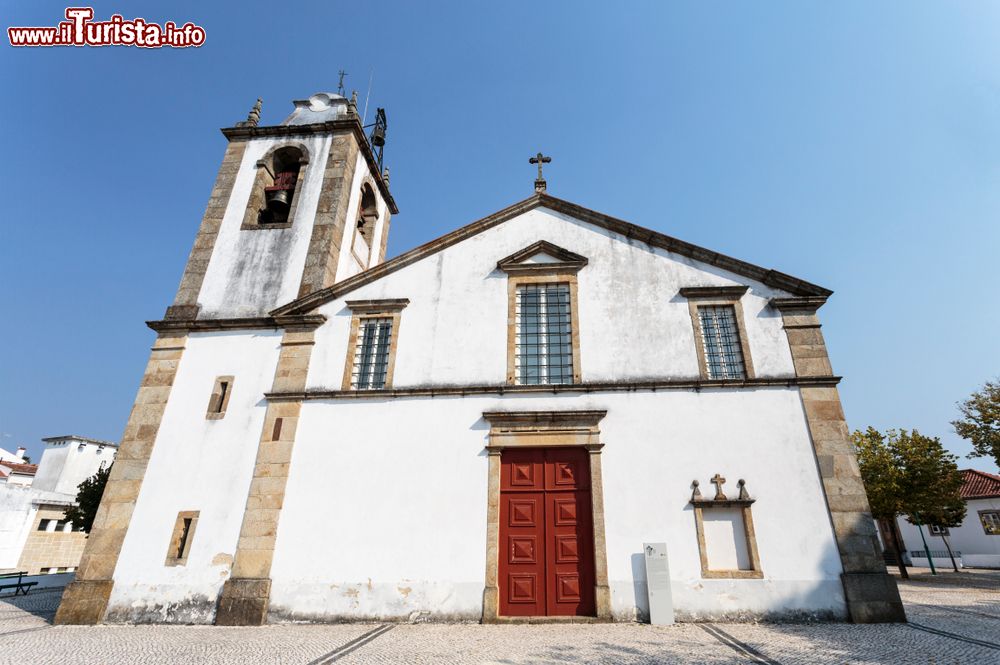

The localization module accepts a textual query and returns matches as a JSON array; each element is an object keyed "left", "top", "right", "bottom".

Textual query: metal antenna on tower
[
  {"left": 362, "top": 69, "right": 374, "bottom": 125},
  {"left": 337, "top": 70, "right": 348, "bottom": 97}
]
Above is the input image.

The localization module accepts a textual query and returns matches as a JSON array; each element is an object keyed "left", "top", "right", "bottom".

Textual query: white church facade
[{"left": 56, "top": 92, "right": 905, "bottom": 626}]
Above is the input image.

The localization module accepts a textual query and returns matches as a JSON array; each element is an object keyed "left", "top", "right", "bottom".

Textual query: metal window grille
[
  {"left": 352, "top": 317, "right": 393, "bottom": 390},
  {"left": 909, "top": 550, "right": 962, "bottom": 558},
  {"left": 982, "top": 511, "right": 1000, "bottom": 536},
  {"left": 515, "top": 283, "right": 573, "bottom": 385},
  {"left": 698, "top": 305, "right": 746, "bottom": 380}
]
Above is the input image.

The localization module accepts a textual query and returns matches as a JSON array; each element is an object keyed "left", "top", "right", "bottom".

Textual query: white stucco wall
[
  {"left": 265, "top": 389, "right": 843, "bottom": 622},
  {"left": 0, "top": 486, "right": 77, "bottom": 570},
  {"left": 0, "top": 488, "right": 39, "bottom": 570},
  {"left": 895, "top": 497, "right": 1000, "bottom": 569},
  {"left": 107, "top": 330, "right": 284, "bottom": 622},
  {"left": 0, "top": 448, "right": 26, "bottom": 464},
  {"left": 4, "top": 474, "right": 33, "bottom": 487},
  {"left": 196, "top": 134, "right": 332, "bottom": 318},
  {"left": 309, "top": 207, "right": 796, "bottom": 391}
]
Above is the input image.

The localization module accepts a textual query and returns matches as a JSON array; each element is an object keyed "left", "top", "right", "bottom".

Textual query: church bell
[
  {"left": 371, "top": 124, "right": 386, "bottom": 147},
  {"left": 264, "top": 171, "right": 297, "bottom": 215}
]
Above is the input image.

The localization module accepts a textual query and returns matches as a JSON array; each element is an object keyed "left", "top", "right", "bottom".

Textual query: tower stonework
[
  {"left": 55, "top": 93, "right": 396, "bottom": 625},
  {"left": 166, "top": 91, "right": 397, "bottom": 321}
]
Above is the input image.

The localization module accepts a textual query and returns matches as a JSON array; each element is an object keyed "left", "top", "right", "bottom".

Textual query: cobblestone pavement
[{"left": 0, "top": 569, "right": 996, "bottom": 664}]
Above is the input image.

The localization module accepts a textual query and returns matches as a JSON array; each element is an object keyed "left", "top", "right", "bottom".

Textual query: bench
[{"left": 0, "top": 572, "right": 37, "bottom": 596}]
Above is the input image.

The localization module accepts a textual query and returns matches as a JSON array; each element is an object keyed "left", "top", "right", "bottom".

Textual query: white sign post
[{"left": 643, "top": 542, "right": 674, "bottom": 625}]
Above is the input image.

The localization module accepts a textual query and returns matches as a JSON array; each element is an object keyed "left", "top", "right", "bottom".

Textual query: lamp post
[{"left": 915, "top": 519, "right": 937, "bottom": 575}]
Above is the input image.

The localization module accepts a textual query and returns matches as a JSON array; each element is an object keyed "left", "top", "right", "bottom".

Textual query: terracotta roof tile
[
  {"left": 2, "top": 463, "right": 38, "bottom": 475},
  {"left": 960, "top": 469, "right": 1000, "bottom": 500}
]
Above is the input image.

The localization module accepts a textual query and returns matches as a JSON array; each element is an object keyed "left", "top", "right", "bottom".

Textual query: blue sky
[{"left": 2, "top": 1, "right": 997, "bottom": 471}]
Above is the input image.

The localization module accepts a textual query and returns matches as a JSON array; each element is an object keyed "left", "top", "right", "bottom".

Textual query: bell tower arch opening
[
  {"left": 242, "top": 143, "right": 309, "bottom": 229},
  {"left": 356, "top": 183, "right": 378, "bottom": 246}
]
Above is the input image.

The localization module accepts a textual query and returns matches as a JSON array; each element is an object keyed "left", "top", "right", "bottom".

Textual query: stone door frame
[{"left": 481, "top": 410, "right": 611, "bottom": 623}]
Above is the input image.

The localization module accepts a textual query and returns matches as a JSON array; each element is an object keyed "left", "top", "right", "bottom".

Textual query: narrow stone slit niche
[
  {"left": 206, "top": 376, "right": 234, "bottom": 420},
  {"left": 165, "top": 511, "right": 199, "bottom": 567}
]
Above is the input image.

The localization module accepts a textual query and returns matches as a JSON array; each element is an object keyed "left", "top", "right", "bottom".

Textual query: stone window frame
[
  {"left": 480, "top": 410, "right": 611, "bottom": 622},
  {"left": 206, "top": 375, "right": 234, "bottom": 420},
  {"left": 679, "top": 286, "right": 755, "bottom": 380},
  {"left": 164, "top": 510, "right": 199, "bottom": 567},
  {"left": 340, "top": 299, "right": 409, "bottom": 391},
  {"left": 689, "top": 479, "right": 763, "bottom": 579},
  {"left": 498, "top": 241, "right": 587, "bottom": 387},
  {"left": 240, "top": 142, "right": 311, "bottom": 231},
  {"left": 979, "top": 510, "right": 1000, "bottom": 536},
  {"left": 348, "top": 179, "right": 381, "bottom": 269}
]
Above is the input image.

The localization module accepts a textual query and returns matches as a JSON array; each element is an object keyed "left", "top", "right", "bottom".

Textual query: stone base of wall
[
  {"left": 841, "top": 572, "right": 906, "bottom": 623},
  {"left": 53, "top": 579, "right": 114, "bottom": 625},
  {"left": 215, "top": 578, "right": 271, "bottom": 626}
]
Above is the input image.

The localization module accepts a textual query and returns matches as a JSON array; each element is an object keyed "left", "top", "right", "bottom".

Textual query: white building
[
  {"left": 0, "top": 446, "right": 29, "bottom": 465},
  {"left": 0, "top": 461, "right": 37, "bottom": 487},
  {"left": 56, "top": 92, "right": 905, "bottom": 626},
  {"left": 891, "top": 469, "right": 1000, "bottom": 569},
  {"left": 0, "top": 436, "right": 117, "bottom": 574}
]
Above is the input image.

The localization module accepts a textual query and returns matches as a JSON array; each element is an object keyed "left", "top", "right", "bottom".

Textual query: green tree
[
  {"left": 952, "top": 380, "right": 1000, "bottom": 468},
  {"left": 63, "top": 463, "right": 112, "bottom": 534},
  {"left": 897, "top": 430, "right": 966, "bottom": 573},
  {"left": 853, "top": 428, "right": 966, "bottom": 577},
  {"left": 853, "top": 427, "right": 908, "bottom": 577}
]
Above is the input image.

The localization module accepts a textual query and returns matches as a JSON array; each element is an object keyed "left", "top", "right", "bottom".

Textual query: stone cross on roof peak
[{"left": 529, "top": 152, "right": 552, "bottom": 192}]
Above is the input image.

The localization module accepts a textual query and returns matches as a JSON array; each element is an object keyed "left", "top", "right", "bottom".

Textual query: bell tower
[{"left": 164, "top": 92, "right": 398, "bottom": 321}]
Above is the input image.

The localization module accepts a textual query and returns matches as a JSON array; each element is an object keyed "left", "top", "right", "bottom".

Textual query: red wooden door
[{"left": 499, "top": 447, "right": 595, "bottom": 617}]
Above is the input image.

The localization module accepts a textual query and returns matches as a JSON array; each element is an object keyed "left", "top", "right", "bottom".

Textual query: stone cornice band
[
  {"left": 147, "top": 315, "right": 326, "bottom": 333},
  {"left": 770, "top": 296, "right": 829, "bottom": 312},
  {"left": 264, "top": 375, "right": 841, "bottom": 402},
  {"left": 343, "top": 299, "right": 410, "bottom": 314},
  {"left": 678, "top": 285, "right": 750, "bottom": 299}
]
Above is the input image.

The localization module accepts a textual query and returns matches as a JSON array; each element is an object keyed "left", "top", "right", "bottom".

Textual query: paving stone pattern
[{"left": 1, "top": 569, "right": 997, "bottom": 664}]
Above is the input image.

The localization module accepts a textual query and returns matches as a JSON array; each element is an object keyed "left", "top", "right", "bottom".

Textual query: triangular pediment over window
[{"left": 496, "top": 240, "right": 588, "bottom": 275}]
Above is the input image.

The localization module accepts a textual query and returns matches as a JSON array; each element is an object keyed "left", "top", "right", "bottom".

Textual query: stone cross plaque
[{"left": 643, "top": 542, "right": 674, "bottom": 625}]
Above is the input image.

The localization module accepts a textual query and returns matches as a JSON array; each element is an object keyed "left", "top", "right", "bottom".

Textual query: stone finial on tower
[
  {"left": 382, "top": 167, "right": 390, "bottom": 187},
  {"left": 236, "top": 98, "right": 262, "bottom": 128},
  {"left": 348, "top": 91, "right": 359, "bottom": 117}
]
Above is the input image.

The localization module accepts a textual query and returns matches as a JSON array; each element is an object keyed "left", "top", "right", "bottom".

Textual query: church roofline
[{"left": 270, "top": 192, "right": 832, "bottom": 317}]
